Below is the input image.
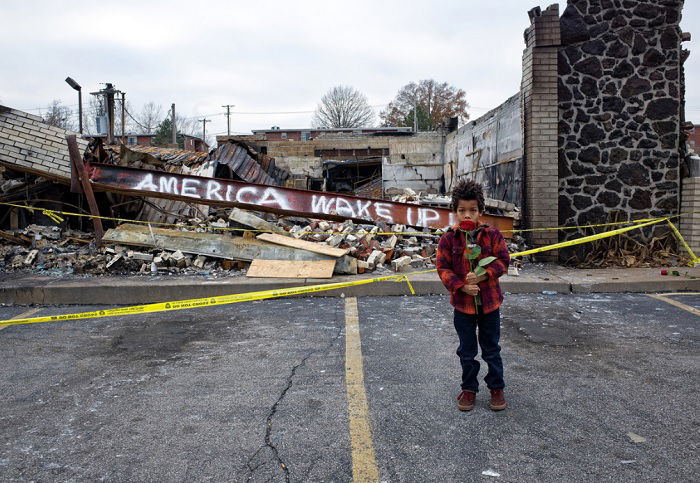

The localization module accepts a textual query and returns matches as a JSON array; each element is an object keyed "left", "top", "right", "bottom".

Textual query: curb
[{"left": 1, "top": 272, "right": 699, "bottom": 305}]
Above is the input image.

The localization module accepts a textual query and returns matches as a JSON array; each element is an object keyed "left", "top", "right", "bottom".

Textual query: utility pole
[
  {"left": 413, "top": 99, "right": 418, "bottom": 133},
  {"left": 105, "top": 83, "right": 116, "bottom": 144},
  {"left": 121, "top": 92, "right": 126, "bottom": 145},
  {"left": 171, "top": 103, "right": 177, "bottom": 146},
  {"left": 200, "top": 118, "right": 211, "bottom": 146},
  {"left": 222, "top": 104, "right": 234, "bottom": 137}
]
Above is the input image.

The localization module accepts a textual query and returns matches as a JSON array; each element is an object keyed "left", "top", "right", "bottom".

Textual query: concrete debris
[{"left": 0, "top": 204, "right": 453, "bottom": 278}]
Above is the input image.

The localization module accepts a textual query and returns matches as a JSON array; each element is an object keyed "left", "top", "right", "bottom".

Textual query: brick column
[
  {"left": 679, "top": 177, "right": 700, "bottom": 258},
  {"left": 521, "top": 4, "right": 560, "bottom": 261}
]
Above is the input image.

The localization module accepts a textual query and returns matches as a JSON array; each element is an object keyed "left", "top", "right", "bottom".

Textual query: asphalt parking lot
[{"left": 0, "top": 293, "right": 697, "bottom": 482}]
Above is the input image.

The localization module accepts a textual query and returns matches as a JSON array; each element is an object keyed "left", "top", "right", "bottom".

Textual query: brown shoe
[
  {"left": 488, "top": 389, "right": 507, "bottom": 411},
  {"left": 457, "top": 390, "right": 476, "bottom": 411}
]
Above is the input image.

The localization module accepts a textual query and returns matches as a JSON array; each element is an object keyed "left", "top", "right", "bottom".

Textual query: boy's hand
[
  {"left": 461, "top": 284, "right": 480, "bottom": 296},
  {"left": 466, "top": 272, "right": 488, "bottom": 284}
]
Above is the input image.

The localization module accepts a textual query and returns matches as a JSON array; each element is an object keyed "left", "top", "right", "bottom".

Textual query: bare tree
[
  {"left": 135, "top": 102, "right": 165, "bottom": 134},
  {"left": 42, "top": 100, "right": 75, "bottom": 131},
  {"left": 380, "top": 79, "right": 469, "bottom": 130},
  {"left": 311, "top": 86, "right": 374, "bottom": 128}
]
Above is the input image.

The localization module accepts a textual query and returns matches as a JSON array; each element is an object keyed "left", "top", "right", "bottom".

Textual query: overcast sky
[{"left": 1, "top": 0, "right": 698, "bottom": 142}]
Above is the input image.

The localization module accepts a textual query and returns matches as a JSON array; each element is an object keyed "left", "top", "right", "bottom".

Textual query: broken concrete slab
[
  {"left": 103, "top": 224, "right": 356, "bottom": 274},
  {"left": 228, "top": 208, "right": 275, "bottom": 232}
]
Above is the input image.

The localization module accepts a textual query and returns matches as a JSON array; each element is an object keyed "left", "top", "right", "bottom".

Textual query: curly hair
[{"left": 450, "top": 179, "right": 485, "bottom": 212}]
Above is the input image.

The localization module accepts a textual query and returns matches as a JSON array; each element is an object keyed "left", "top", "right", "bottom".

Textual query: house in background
[
  {"left": 688, "top": 124, "right": 700, "bottom": 151},
  {"left": 90, "top": 133, "right": 209, "bottom": 152}
]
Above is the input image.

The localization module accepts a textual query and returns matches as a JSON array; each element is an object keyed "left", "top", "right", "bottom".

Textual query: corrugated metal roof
[{"left": 212, "top": 141, "right": 289, "bottom": 186}]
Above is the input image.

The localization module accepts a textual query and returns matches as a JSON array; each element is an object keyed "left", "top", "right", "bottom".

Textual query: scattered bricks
[
  {"left": 23, "top": 249, "right": 39, "bottom": 265},
  {"left": 327, "top": 233, "right": 346, "bottom": 247},
  {"left": 345, "top": 234, "right": 358, "bottom": 244},
  {"left": 357, "top": 259, "right": 369, "bottom": 274},
  {"left": 390, "top": 224, "right": 405, "bottom": 234},
  {"left": 402, "top": 247, "right": 422, "bottom": 256},
  {"left": 128, "top": 251, "right": 154, "bottom": 263},
  {"left": 105, "top": 253, "right": 123, "bottom": 270},
  {"left": 368, "top": 226, "right": 379, "bottom": 239},
  {"left": 422, "top": 244, "right": 436, "bottom": 257},
  {"left": 104, "top": 247, "right": 116, "bottom": 255},
  {"left": 405, "top": 236, "right": 419, "bottom": 246},
  {"left": 366, "top": 250, "right": 385, "bottom": 269},
  {"left": 391, "top": 255, "right": 412, "bottom": 271},
  {"left": 369, "top": 239, "right": 381, "bottom": 250},
  {"left": 139, "top": 263, "right": 149, "bottom": 273},
  {"left": 152, "top": 255, "right": 164, "bottom": 267},
  {"left": 193, "top": 255, "right": 207, "bottom": 268},
  {"left": 209, "top": 218, "right": 228, "bottom": 229},
  {"left": 381, "top": 235, "right": 397, "bottom": 249},
  {"left": 355, "top": 228, "right": 368, "bottom": 241},
  {"left": 171, "top": 250, "right": 186, "bottom": 268},
  {"left": 289, "top": 225, "right": 305, "bottom": 239},
  {"left": 220, "top": 259, "right": 235, "bottom": 270},
  {"left": 508, "top": 266, "right": 520, "bottom": 276},
  {"left": 317, "top": 221, "right": 331, "bottom": 231}
]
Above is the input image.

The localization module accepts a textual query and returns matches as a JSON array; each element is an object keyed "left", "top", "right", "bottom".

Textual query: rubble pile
[
  {"left": 0, "top": 222, "right": 246, "bottom": 277},
  {"left": 2, "top": 205, "right": 524, "bottom": 278},
  {"left": 270, "top": 217, "right": 440, "bottom": 274}
]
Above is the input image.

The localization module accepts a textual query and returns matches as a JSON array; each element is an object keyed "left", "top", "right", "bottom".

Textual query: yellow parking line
[
  {"left": 0, "top": 307, "right": 43, "bottom": 331},
  {"left": 646, "top": 294, "right": 700, "bottom": 316},
  {"left": 344, "top": 297, "right": 380, "bottom": 482}
]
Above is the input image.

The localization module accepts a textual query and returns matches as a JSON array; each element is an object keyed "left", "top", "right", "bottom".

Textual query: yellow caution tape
[
  {"left": 511, "top": 218, "right": 665, "bottom": 257},
  {"left": 666, "top": 220, "right": 700, "bottom": 266},
  {"left": 0, "top": 272, "right": 423, "bottom": 327},
  {"left": 0, "top": 216, "right": 688, "bottom": 329}
]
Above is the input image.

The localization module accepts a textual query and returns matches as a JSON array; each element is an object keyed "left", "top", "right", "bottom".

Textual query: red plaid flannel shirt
[{"left": 436, "top": 223, "right": 510, "bottom": 315}]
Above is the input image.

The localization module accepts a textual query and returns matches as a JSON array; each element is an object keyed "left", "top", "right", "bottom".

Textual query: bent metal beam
[{"left": 87, "top": 163, "right": 512, "bottom": 232}]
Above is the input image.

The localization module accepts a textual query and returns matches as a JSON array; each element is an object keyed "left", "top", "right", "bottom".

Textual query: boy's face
[{"left": 455, "top": 199, "right": 481, "bottom": 223}]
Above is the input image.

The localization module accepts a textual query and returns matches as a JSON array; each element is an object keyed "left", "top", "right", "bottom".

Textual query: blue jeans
[{"left": 453, "top": 308, "right": 505, "bottom": 392}]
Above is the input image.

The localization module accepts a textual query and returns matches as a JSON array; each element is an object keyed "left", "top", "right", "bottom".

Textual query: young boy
[{"left": 436, "top": 180, "right": 510, "bottom": 411}]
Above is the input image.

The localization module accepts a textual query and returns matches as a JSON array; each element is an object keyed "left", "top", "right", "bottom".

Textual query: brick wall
[
  {"left": 521, "top": 4, "right": 561, "bottom": 260},
  {"left": 0, "top": 106, "right": 88, "bottom": 181},
  {"left": 679, "top": 177, "right": 700, "bottom": 257}
]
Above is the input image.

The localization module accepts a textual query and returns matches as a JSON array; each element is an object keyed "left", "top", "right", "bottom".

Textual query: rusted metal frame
[
  {"left": 86, "top": 163, "right": 514, "bottom": 234},
  {"left": 67, "top": 135, "right": 104, "bottom": 244}
]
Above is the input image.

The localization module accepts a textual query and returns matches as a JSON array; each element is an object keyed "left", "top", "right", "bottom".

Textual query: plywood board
[
  {"left": 256, "top": 233, "right": 349, "bottom": 257},
  {"left": 246, "top": 259, "right": 336, "bottom": 279}
]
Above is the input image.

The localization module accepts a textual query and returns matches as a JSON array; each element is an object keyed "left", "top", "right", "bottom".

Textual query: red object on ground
[{"left": 661, "top": 269, "right": 668, "bottom": 275}]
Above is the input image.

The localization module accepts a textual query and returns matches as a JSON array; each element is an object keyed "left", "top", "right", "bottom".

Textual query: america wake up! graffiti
[{"left": 89, "top": 163, "right": 458, "bottom": 228}]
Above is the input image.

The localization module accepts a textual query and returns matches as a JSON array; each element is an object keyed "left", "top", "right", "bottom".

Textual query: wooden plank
[
  {"left": 246, "top": 259, "right": 335, "bottom": 279},
  {"left": 102, "top": 223, "right": 357, "bottom": 274},
  {"left": 0, "top": 229, "right": 28, "bottom": 245},
  {"left": 257, "top": 232, "right": 349, "bottom": 258}
]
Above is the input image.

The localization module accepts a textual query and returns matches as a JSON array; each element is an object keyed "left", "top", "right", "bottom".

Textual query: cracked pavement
[{"left": 0, "top": 293, "right": 697, "bottom": 481}]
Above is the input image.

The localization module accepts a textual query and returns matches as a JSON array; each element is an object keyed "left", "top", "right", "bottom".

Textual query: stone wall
[
  {"left": 556, "top": 0, "right": 685, "bottom": 259},
  {"left": 444, "top": 93, "right": 522, "bottom": 206}
]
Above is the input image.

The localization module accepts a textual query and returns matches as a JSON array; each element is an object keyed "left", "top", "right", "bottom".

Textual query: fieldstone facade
[{"left": 555, "top": 0, "right": 686, "bottom": 259}]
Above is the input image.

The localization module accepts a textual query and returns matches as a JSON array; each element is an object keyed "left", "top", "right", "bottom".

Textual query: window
[
  {"left": 127, "top": 136, "right": 138, "bottom": 145},
  {"left": 281, "top": 132, "right": 288, "bottom": 139},
  {"left": 301, "top": 131, "right": 310, "bottom": 141}
]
